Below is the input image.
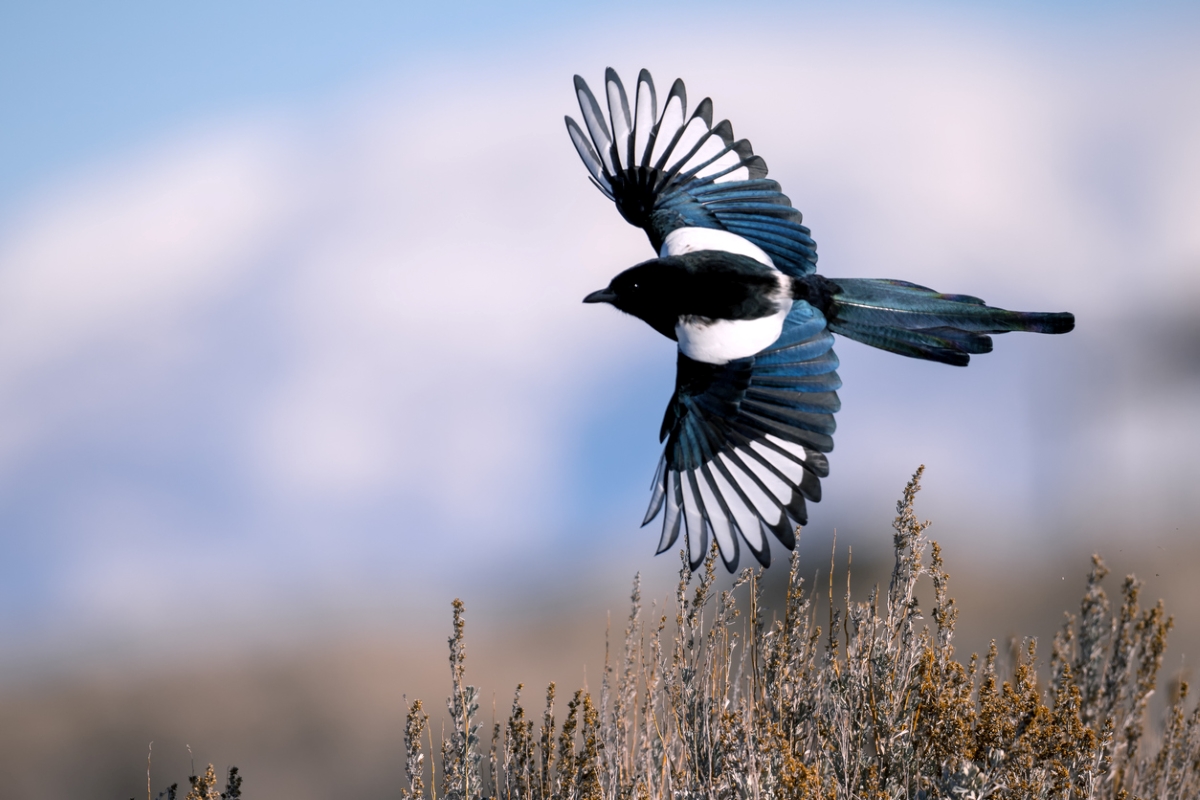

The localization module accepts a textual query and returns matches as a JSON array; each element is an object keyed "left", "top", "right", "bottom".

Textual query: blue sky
[
  {"left": 1, "top": 1, "right": 1199, "bottom": 666},
  {"left": 3, "top": 0, "right": 1197, "bottom": 210}
]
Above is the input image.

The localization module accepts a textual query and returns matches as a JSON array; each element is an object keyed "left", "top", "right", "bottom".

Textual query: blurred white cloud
[{"left": 0, "top": 11, "right": 1197, "bottom": 653}]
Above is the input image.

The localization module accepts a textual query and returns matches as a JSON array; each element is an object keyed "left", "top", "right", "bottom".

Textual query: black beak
[{"left": 583, "top": 288, "right": 618, "bottom": 305}]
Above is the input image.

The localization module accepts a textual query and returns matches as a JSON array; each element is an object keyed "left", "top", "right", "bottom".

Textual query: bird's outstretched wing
[
  {"left": 645, "top": 301, "right": 840, "bottom": 571},
  {"left": 566, "top": 69, "right": 817, "bottom": 278}
]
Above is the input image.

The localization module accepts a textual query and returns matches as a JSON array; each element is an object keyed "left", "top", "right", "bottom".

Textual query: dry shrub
[
  {"left": 406, "top": 467, "right": 1199, "bottom": 799},
  {"left": 139, "top": 763, "right": 241, "bottom": 800}
]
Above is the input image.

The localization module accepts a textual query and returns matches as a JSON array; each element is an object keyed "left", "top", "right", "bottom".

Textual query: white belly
[{"left": 676, "top": 306, "right": 790, "bottom": 364}]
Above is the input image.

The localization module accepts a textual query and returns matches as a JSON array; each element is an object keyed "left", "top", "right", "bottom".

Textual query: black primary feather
[{"left": 566, "top": 70, "right": 817, "bottom": 276}]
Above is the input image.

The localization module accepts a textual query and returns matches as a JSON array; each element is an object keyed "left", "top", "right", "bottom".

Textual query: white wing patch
[
  {"left": 680, "top": 472, "right": 708, "bottom": 566},
  {"left": 750, "top": 439, "right": 808, "bottom": 484},
  {"left": 660, "top": 227, "right": 775, "bottom": 267},
  {"left": 737, "top": 448, "right": 793, "bottom": 506},
  {"left": 718, "top": 452, "right": 783, "bottom": 526},
  {"left": 632, "top": 72, "right": 656, "bottom": 165},
  {"left": 658, "top": 448, "right": 808, "bottom": 568},
  {"left": 709, "top": 463, "right": 762, "bottom": 552},
  {"left": 658, "top": 470, "right": 683, "bottom": 554},
  {"left": 695, "top": 468, "right": 736, "bottom": 558},
  {"left": 765, "top": 434, "right": 808, "bottom": 461},
  {"left": 650, "top": 90, "right": 686, "bottom": 169}
]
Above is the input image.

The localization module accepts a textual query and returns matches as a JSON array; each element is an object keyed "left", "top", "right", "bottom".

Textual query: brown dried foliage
[{"left": 406, "top": 467, "right": 1199, "bottom": 799}]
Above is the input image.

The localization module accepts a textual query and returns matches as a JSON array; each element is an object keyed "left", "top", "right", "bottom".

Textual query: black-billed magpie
[{"left": 569, "top": 69, "right": 1074, "bottom": 572}]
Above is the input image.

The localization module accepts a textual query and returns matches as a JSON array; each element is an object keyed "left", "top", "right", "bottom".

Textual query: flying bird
[{"left": 568, "top": 68, "right": 1074, "bottom": 572}]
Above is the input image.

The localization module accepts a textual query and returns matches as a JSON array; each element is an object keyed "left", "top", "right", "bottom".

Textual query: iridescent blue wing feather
[
  {"left": 567, "top": 69, "right": 818, "bottom": 277},
  {"left": 646, "top": 302, "right": 840, "bottom": 571}
]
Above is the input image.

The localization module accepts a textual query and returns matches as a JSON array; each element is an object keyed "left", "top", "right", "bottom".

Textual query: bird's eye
[{"left": 632, "top": 282, "right": 640, "bottom": 290}]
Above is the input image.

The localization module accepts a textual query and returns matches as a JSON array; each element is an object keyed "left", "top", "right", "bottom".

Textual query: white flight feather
[
  {"left": 738, "top": 448, "right": 793, "bottom": 505},
  {"left": 709, "top": 461, "right": 763, "bottom": 551},
  {"left": 750, "top": 440, "right": 808, "bottom": 484},
  {"left": 765, "top": 434, "right": 808, "bottom": 461},
  {"left": 681, "top": 472, "right": 707, "bottom": 565},
  {"left": 719, "top": 453, "right": 783, "bottom": 526},
  {"left": 660, "top": 470, "right": 682, "bottom": 551},
  {"left": 695, "top": 468, "right": 736, "bottom": 559}
]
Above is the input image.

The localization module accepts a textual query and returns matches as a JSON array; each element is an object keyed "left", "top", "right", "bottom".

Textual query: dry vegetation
[
  {"left": 139, "top": 760, "right": 242, "bottom": 800},
  {"left": 402, "top": 467, "right": 1200, "bottom": 800}
]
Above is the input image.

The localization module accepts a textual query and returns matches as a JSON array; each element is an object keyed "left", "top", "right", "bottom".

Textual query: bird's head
[{"left": 583, "top": 260, "right": 682, "bottom": 339}]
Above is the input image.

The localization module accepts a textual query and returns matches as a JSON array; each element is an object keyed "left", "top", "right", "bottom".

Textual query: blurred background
[{"left": 1, "top": 1, "right": 1198, "bottom": 797}]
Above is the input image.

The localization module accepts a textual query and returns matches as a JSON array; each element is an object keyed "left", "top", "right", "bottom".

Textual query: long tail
[{"left": 825, "top": 278, "right": 1075, "bottom": 366}]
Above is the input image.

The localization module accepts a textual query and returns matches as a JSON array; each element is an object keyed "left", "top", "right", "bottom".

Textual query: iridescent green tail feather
[{"left": 826, "top": 278, "right": 1074, "bottom": 366}]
